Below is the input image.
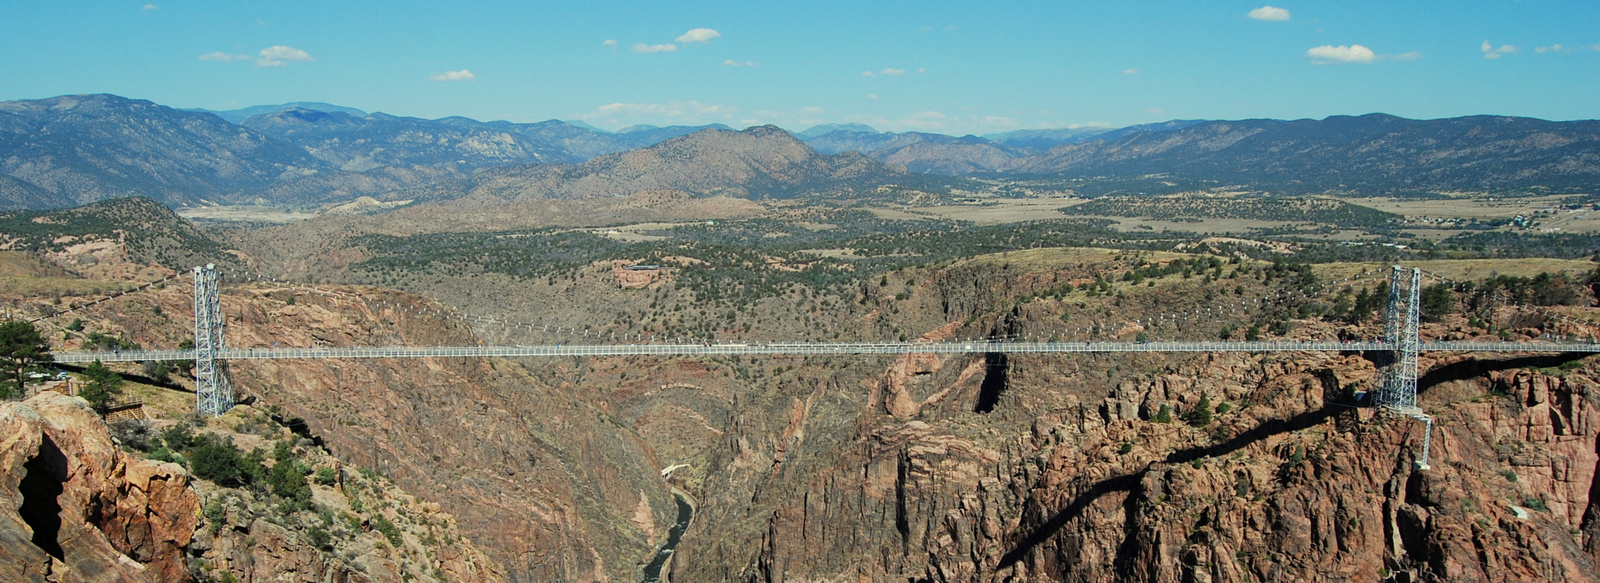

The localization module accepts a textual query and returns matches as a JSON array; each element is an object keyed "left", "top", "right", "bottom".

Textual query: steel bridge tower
[
  {"left": 1377, "top": 265, "right": 1432, "bottom": 469},
  {"left": 193, "top": 264, "right": 233, "bottom": 416}
]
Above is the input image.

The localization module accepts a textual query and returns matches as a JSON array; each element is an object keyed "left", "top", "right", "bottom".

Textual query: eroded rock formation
[{"left": 1, "top": 392, "right": 199, "bottom": 582}]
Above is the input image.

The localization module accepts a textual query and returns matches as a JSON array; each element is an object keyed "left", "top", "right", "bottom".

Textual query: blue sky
[{"left": 2, "top": 1, "right": 1596, "bottom": 134}]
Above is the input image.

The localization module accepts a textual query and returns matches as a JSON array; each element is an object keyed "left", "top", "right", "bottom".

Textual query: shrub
[
  {"left": 315, "top": 467, "right": 338, "bottom": 486},
  {"left": 267, "top": 461, "right": 312, "bottom": 509},
  {"left": 306, "top": 525, "right": 331, "bottom": 551},
  {"left": 109, "top": 419, "right": 155, "bottom": 451},
  {"left": 1155, "top": 404, "right": 1173, "bottom": 424},
  {"left": 146, "top": 448, "right": 183, "bottom": 465},
  {"left": 161, "top": 423, "right": 199, "bottom": 451},
  {"left": 1186, "top": 394, "right": 1214, "bottom": 427},
  {"left": 204, "top": 499, "right": 227, "bottom": 535},
  {"left": 372, "top": 516, "right": 403, "bottom": 546},
  {"left": 140, "top": 360, "right": 171, "bottom": 381},
  {"left": 189, "top": 437, "right": 253, "bottom": 487}
]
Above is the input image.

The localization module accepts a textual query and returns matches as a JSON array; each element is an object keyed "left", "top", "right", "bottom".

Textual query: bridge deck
[{"left": 50, "top": 340, "right": 1600, "bottom": 363}]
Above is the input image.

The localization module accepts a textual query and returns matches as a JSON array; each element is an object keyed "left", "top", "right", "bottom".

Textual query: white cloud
[
  {"left": 429, "top": 69, "right": 475, "bottom": 82},
  {"left": 1248, "top": 6, "right": 1290, "bottom": 21},
  {"left": 798, "top": 106, "right": 823, "bottom": 114},
  {"left": 1123, "top": 68, "right": 1139, "bottom": 75},
  {"left": 198, "top": 51, "right": 250, "bottom": 62},
  {"left": 1534, "top": 44, "right": 1571, "bottom": 54},
  {"left": 676, "top": 28, "right": 721, "bottom": 44},
  {"left": 584, "top": 100, "right": 735, "bottom": 125},
  {"left": 723, "top": 59, "right": 758, "bottom": 67},
  {"left": 142, "top": 4, "right": 159, "bottom": 11},
  {"left": 1481, "top": 41, "right": 1517, "bottom": 59},
  {"left": 1307, "top": 44, "right": 1376, "bottom": 64},
  {"left": 862, "top": 68, "right": 905, "bottom": 77},
  {"left": 603, "top": 39, "right": 617, "bottom": 48},
  {"left": 866, "top": 94, "right": 879, "bottom": 99},
  {"left": 842, "top": 110, "right": 1040, "bottom": 133},
  {"left": 1147, "top": 108, "right": 1165, "bottom": 116},
  {"left": 1387, "top": 51, "right": 1424, "bottom": 61},
  {"left": 917, "top": 68, "right": 926, "bottom": 73},
  {"left": 861, "top": 70, "right": 876, "bottom": 77},
  {"left": 632, "top": 43, "right": 677, "bottom": 53},
  {"left": 256, "top": 45, "right": 314, "bottom": 67}
]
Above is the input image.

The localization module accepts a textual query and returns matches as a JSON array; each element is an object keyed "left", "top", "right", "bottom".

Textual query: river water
[{"left": 641, "top": 493, "right": 693, "bottom": 582}]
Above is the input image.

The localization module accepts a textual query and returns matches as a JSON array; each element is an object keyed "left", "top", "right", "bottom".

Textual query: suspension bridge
[{"left": 36, "top": 263, "right": 1600, "bottom": 469}]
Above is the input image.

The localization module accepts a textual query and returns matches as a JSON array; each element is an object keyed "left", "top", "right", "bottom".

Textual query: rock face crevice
[
  {"left": 974, "top": 353, "right": 1008, "bottom": 414},
  {"left": 1, "top": 392, "right": 200, "bottom": 582},
  {"left": 1583, "top": 433, "right": 1600, "bottom": 561},
  {"left": 17, "top": 434, "right": 67, "bottom": 560}
]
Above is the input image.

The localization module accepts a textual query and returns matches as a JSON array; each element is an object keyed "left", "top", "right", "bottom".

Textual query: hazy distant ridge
[
  {"left": 3, "top": 94, "right": 1598, "bottom": 210},
  {"left": 1014, "top": 114, "right": 1600, "bottom": 193}
]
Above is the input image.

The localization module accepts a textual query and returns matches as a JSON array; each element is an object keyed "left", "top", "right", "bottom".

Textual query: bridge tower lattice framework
[
  {"left": 1376, "top": 265, "right": 1432, "bottom": 470},
  {"left": 193, "top": 263, "right": 233, "bottom": 416}
]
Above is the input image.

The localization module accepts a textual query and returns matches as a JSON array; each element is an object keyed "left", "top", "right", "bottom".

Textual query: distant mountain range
[
  {"left": 1010, "top": 114, "right": 1600, "bottom": 194},
  {"left": 1, "top": 94, "right": 1596, "bottom": 210},
  {"left": 0, "top": 94, "right": 329, "bottom": 209},
  {"left": 0, "top": 95, "right": 747, "bottom": 209},
  {"left": 795, "top": 120, "right": 1209, "bottom": 174},
  {"left": 464, "top": 125, "right": 930, "bottom": 203},
  {"left": 185, "top": 102, "right": 370, "bottom": 124}
]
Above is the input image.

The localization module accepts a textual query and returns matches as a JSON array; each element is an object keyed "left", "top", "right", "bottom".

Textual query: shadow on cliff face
[
  {"left": 974, "top": 352, "right": 1008, "bottom": 413},
  {"left": 1418, "top": 353, "right": 1589, "bottom": 394},
  {"left": 997, "top": 404, "right": 1337, "bottom": 572},
  {"left": 1583, "top": 433, "right": 1600, "bottom": 559},
  {"left": 19, "top": 434, "right": 68, "bottom": 560}
]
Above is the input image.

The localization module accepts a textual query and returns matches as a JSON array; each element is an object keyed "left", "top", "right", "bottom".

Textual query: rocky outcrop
[
  {"left": 0, "top": 392, "right": 199, "bottom": 582},
  {"left": 673, "top": 339, "right": 1600, "bottom": 582}
]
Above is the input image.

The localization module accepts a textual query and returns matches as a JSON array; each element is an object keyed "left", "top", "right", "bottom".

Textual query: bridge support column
[
  {"left": 194, "top": 264, "right": 232, "bottom": 416},
  {"left": 1378, "top": 265, "right": 1430, "bottom": 469}
]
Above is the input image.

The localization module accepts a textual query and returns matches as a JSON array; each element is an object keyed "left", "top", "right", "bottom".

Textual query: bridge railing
[{"left": 50, "top": 339, "right": 1600, "bottom": 363}]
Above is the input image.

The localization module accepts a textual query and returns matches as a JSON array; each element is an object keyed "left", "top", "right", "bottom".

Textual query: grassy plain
[
  {"left": 0, "top": 251, "right": 129, "bottom": 296},
  {"left": 177, "top": 205, "right": 320, "bottom": 223},
  {"left": 1312, "top": 258, "right": 1597, "bottom": 286},
  {"left": 1342, "top": 195, "right": 1600, "bottom": 235},
  {"left": 866, "top": 196, "right": 1324, "bottom": 235}
]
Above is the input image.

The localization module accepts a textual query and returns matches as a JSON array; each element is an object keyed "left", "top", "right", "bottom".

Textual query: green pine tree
[
  {"left": 1, "top": 320, "right": 53, "bottom": 399},
  {"left": 1187, "top": 394, "right": 1214, "bottom": 427},
  {"left": 78, "top": 360, "right": 124, "bottom": 413}
]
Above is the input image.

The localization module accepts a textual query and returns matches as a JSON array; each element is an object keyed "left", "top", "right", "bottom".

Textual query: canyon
[{"left": 4, "top": 227, "right": 1598, "bottom": 581}]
